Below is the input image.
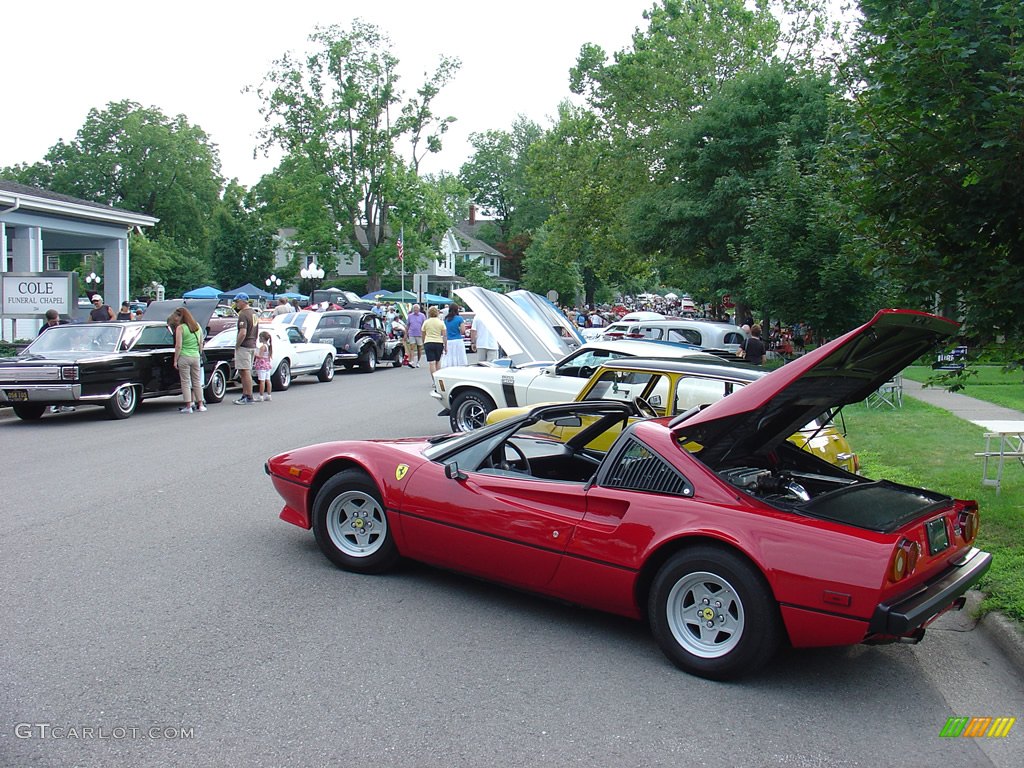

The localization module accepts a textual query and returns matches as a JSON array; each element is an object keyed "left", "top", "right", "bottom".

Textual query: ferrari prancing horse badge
[{"left": 396, "top": 464, "right": 409, "bottom": 481}]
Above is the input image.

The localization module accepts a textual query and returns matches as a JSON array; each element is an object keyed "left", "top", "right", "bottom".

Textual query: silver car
[{"left": 600, "top": 319, "right": 747, "bottom": 361}]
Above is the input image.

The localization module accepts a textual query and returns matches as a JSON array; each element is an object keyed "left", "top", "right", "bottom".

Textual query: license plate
[
  {"left": 926, "top": 517, "right": 950, "bottom": 555},
  {"left": 5, "top": 389, "right": 29, "bottom": 402}
]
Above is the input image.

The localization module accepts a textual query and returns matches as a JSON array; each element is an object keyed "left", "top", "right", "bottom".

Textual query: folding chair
[{"left": 866, "top": 374, "right": 903, "bottom": 408}]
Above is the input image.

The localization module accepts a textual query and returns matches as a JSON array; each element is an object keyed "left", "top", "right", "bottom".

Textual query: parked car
[
  {"left": 0, "top": 299, "right": 226, "bottom": 420},
  {"left": 434, "top": 339, "right": 715, "bottom": 432},
  {"left": 204, "top": 323, "right": 336, "bottom": 391},
  {"left": 461, "top": 312, "right": 476, "bottom": 351},
  {"left": 273, "top": 310, "right": 402, "bottom": 372},
  {"left": 265, "top": 308, "right": 989, "bottom": 680},
  {"left": 600, "top": 318, "right": 747, "bottom": 361},
  {"left": 485, "top": 357, "right": 858, "bottom": 473},
  {"left": 205, "top": 304, "right": 239, "bottom": 338}
]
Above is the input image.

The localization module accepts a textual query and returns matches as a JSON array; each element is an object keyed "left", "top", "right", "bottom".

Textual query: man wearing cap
[
  {"left": 88, "top": 295, "right": 115, "bottom": 322},
  {"left": 232, "top": 293, "right": 258, "bottom": 404}
]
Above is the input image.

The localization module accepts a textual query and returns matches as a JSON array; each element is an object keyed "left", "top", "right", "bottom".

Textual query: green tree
[
  {"left": 5, "top": 99, "right": 222, "bottom": 258},
  {"left": 208, "top": 181, "right": 276, "bottom": 291},
  {"left": 252, "top": 21, "right": 460, "bottom": 292},
  {"left": 739, "top": 140, "right": 880, "bottom": 337},
  {"left": 524, "top": 102, "right": 651, "bottom": 306},
  {"left": 459, "top": 117, "right": 547, "bottom": 237},
  {"left": 843, "top": 0, "right": 1024, "bottom": 359},
  {"left": 632, "top": 63, "right": 837, "bottom": 302},
  {"left": 521, "top": 224, "right": 583, "bottom": 303},
  {"left": 570, "top": 0, "right": 781, "bottom": 159}
]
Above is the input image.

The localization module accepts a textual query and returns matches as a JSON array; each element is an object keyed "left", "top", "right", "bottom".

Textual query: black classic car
[
  {"left": 0, "top": 299, "right": 228, "bottom": 420},
  {"left": 275, "top": 310, "right": 403, "bottom": 372}
]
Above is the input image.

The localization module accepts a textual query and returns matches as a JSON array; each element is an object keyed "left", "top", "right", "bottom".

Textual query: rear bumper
[
  {"left": 868, "top": 547, "right": 992, "bottom": 635},
  {"left": 0, "top": 383, "right": 118, "bottom": 404}
]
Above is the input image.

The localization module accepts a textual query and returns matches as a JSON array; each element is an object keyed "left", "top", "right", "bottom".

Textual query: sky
[{"left": 2, "top": 0, "right": 657, "bottom": 188}]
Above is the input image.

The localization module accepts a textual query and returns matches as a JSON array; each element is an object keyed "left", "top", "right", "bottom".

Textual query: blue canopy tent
[
  {"left": 422, "top": 292, "right": 454, "bottom": 306},
  {"left": 219, "top": 283, "right": 273, "bottom": 301},
  {"left": 182, "top": 285, "right": 222, "bottom": 299}
]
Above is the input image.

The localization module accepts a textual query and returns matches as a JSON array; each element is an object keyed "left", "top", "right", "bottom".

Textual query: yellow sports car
[{"left": 486, "top": 357, "right": 859, "bottom": 472}]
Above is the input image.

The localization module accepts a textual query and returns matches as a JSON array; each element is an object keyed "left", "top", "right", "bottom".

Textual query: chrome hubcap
[
  {"left": 325, "top": 490, "right": 387, "bottom": 557},
  {"left": 666, "top": 571, "right": 744, "bottom": 658}
]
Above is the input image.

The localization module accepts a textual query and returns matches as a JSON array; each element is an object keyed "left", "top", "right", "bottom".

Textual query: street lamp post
[
  {"left": 265, "top": 274, "right": 282, "bottom": 299},
  {"left": 85, "top": 271, "right": 101, "bottom": 297},
  {"left": 300, "top": 263, "right": 325, "bottom": 306}
]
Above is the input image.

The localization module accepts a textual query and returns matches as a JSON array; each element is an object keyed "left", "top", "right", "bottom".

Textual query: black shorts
[{"left": 424, "top": 342, "right": 444, "bottom": 362}]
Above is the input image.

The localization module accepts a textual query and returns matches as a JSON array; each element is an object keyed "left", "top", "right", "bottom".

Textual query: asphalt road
[{"left": 2, "top": 364, "right": 1021, "bottom": 768}]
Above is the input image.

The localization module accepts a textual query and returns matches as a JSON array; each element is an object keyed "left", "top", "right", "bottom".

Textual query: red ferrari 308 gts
[{"left": 266, "top": 309, "right": 991, "bottom": 680}]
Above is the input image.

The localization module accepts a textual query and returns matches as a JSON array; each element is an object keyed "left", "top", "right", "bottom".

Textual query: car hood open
[
  {"left": 143, "top": 298, "right": 220, "bottom": 331},
  {"left": 671, "top": 309, "right": 958, "bottom": 465},
  {"left": 455, "top": 287, "right": 580, "bottom": 366}
]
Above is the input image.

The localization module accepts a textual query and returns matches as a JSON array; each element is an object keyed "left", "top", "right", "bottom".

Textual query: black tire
[
  {"left": 311, "top": 470, "right": 399, "bottom": 574},
  {"left": 12, "top": 403, "right": 46, "bottom": 420},
  {"left": 390, "top": 346, "right": 403, "bottom": 368},
  {"left": 359, "top": 347, "right": 377, "bottom": 373},
  {"left": 104, "top": 385, "right": 138, "bottom": 420},
  {"left": 317, "top": 356, "right": 335, "bottom": 382},
  {"left": 204, "top": 366, "right": 227, "bottom": 403},
  {"left": 272, "top": 359, "right": 291, "bottom": 391},
  {"left": 648, "top": 545, "right": 781, "bottom": 680},
  {"left": 449, "top": 390, "right": 496, "bottom": 432}
]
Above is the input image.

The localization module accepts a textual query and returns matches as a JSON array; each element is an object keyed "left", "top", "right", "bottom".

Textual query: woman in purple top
[{"left": 404, "top": 303, "right": 427, "bottom": 368}]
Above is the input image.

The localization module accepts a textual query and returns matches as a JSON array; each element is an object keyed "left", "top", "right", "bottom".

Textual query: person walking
[
  {"left": 116, "top": 302, "right": 133, "bottom": 321},
  {"left": 743, "top": 324, "right": 766, "bottom": 366},
  {"left": 168, "top": 306, "right": 206, "bottom": 413},
  {"left": 441, "top": 304, "right": 467, "bottom": 368},
  {"left": 405, "top": 303, "right": 426, "bottom": 368},
  {"left": 272, "top": 297, "right": 291, "bottom": 316},
  {"left": 254, "top": 330, "right": 274, "bottom": 402},
  {"left": 232, "top": 293, "right": 258, "bottom": 404},
  {"left": 421, "top": 306, "right": 447, "bottom": 375}
]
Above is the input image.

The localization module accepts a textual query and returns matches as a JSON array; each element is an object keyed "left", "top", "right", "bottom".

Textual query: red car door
[{"left": 398, "top": 467, "right": 587, "bottom": 591}]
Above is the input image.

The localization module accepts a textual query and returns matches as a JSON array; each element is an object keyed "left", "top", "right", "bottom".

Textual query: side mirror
[
  {"left": 444, "top": 462, "right": 467, "bottom": 481},
  {"left": 649, "top": 394, "right": 663, "bottom": 407}
]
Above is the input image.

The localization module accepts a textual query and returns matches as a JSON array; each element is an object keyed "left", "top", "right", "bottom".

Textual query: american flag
[{"left": 397, "top": 235, "right": 404, "bottom": 263}]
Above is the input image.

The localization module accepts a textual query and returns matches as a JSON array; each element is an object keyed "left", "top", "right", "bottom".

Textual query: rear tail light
[
  {"left": 956, "top": 505, "right": 979, "bottom": 543},
  {"left": 60, "top": 366, "right": 79, "bottom": 381},
  {"left": 888, "top": 538, "right": 920, "bottom": 583}
]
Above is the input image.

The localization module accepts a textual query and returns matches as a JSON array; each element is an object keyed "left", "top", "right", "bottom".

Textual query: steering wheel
[
  {"left": 578, "top": 365, "right": 596, "bottom": 379},
  {"left": 634, "top": 396, "right": 659, "bottom": 418},
  {"left": 486, "top": 440, "right": 532, "bottom": 474}
]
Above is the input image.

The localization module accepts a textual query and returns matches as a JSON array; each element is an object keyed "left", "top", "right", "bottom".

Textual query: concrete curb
[{"left": 979, "top": 607, "right": 1024, "bottom": 673}]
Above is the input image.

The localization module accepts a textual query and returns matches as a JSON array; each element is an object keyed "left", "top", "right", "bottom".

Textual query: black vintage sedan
[
  {"left": 275, "top": 310, "right": 402, "bottom": 372},
  {"left": 0, "top": 299, "right": 227, "bottom": 421}
]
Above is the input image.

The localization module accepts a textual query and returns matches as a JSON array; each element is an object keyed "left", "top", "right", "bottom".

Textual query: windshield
[
  {"left": 205, "top": 329, "right": 237, "bottom": 348},
  {"left": 27, "top": 324, "right": 124, "bottom": 354}
]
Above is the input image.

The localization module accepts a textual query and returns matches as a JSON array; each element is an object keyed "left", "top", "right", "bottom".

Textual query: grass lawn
[
  {"left": 842, "top": 397, "right": 1024, "bottom": 622},
  {"left": 903, "top": 364, "right": 1024, "bottom": 411}
]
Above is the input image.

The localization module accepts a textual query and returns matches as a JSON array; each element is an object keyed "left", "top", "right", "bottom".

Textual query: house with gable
[{"left": 272, "top": 205, "right": 517, "bottom": 297}]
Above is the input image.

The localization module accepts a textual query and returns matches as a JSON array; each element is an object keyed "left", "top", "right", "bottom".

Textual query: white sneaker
[
  {"left": 179, "top": 406, "right": 193, "bottom": 414},
  {"left": 196, "top": 404, "right": 207, "bottom": 412},
  {"left": 264, "top": 395, "right": 272, "bottom": 402}
]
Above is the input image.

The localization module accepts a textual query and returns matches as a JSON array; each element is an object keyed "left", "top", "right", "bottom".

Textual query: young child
[{"left": 254, "top": 330, "right": 274, "bottom": 401}]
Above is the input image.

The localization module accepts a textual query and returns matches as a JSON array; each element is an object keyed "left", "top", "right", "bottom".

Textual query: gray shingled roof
[{"left": 0, "top": 179, "right": 140, "bottom": 215}]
